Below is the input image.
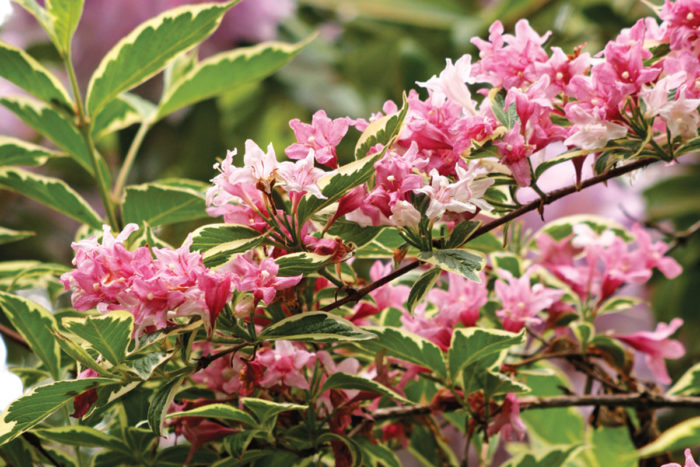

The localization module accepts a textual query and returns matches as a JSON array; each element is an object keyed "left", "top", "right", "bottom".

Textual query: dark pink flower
[
  {"left": 286, "top": 110, "right": 354, "bottom": 168},
  {"left": 486, "top": 393, "right": 526, "bottom": 441}
]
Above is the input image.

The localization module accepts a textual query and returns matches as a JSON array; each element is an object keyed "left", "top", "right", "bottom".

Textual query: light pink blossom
[
  {"left": 417, "top": 55, "right": 478, "bottom": 114},
  {"left": 286, "top": 110, "right": 354, "bottom": 168},
  {"left": 277, "top": 149, "right": 327, "bottom": 208},
  {"left": 614, "top": 318, "right": 686, "bottom": 385},
  {"left": 662, "top": 449, "right": 700, "bottom": 467},
  {"left": 225, "top": 255, "right": 302, "bottom": 306},
  {"left": 495, "top": 269, "right": 564, "bottom": 332},
  {"left": 257, "top": 340, "right": 315, "bottom": 390}
]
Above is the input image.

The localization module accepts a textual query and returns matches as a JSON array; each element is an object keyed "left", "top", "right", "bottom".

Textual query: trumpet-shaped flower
[
  {"left": 257, "top": 340, "right": 315, "bottom": 390},
  {"left": 614, "top": 318, "right": 685, "bottom": 385},
  {"left": 417, "top": 55, "right": 479, "bottom": 114},
  {"left": 415, "top": 166, "right": 493, "bottom": 220},
  {"left": 495, "top": 269, "right": 564, "bottom": 332},
  {"left": 226, "top": 255, "right": 302, "bottom": 306},
  {"left": 286, "top": 110, "right": 354, "bottom": 168}
]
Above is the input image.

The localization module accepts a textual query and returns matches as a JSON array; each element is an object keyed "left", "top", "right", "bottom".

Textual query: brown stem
[
  {"left": 322, "top": 156, "right": 662, "bottom": 313},
  {"left": 0, "top": 323, "right": 29, "bottom": 350},
  {"left": 369, "top": 393, "right": 700, "bottom": 421}
]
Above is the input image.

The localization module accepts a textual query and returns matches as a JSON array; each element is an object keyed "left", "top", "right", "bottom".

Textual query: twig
[
  {"left": 369, "top": 393, "right": 700, "bottom": 421},
  {"left": 0, "top": 323, "right": 30, "bottom": 350},
  {"left": 322, "top": 156, "right": 662, "bottom": 312},
  {"left": 22, "top": 433, "right": 63, "bottom": 467}
]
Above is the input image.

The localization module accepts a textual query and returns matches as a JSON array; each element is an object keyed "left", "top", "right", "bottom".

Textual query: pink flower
[
  {"left": 401, "top": 304, "right": 455, "bottom": 351},
  {"left": 486, "top": 393, "right": 526, "bottom": 441},
  {"left": 614, "top": 318, "right": 686, "bottom": 385},
  {"left": 415, "top": 166, "right": 492, "bottom": 219},
  {"left": 286, "top": 110, "right": 354, "bottom": 168},
  {"left": 662, "top": 449, "right": 700, "bottom": 467},
  {"left": 564, "top": 104, "right": 627, "bottom": 151},
  {"left": 427, "top": 272, "right": 488, "bottom": 327},
  {"left": 243, "top": 139, "right": 278, "bottom": 194},
  {"left": 417, "top": 55, "right": 478, "bottom": 114},
  {"left": 660, "top": 0, "right": 700, "bottom": 51},
  {"left": 277, "top": 149, "right": 327, "bottom": 209},
  {"left": 495, "top": 269, "right": 564, "bottom": 332},
  {"left": 632, "top": 224, "right": 682, "bottom": 279},
  {"left": 257, "top": 340, "right": 315, "bottom": 390},
  {"left": 226, "top": 255, "right": 302, "bottom": 306}
]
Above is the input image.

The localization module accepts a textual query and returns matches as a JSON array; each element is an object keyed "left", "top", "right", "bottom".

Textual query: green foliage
[
  {"left": 668, "top": 363, "right": 700, "bottom": 396},
  {"left": 157, "top": 37, "right": 312, "bottom": 119},
  {"left": 275, "top": 252, "right": 331, "bottom": 276},
  {"left": 0, "top": 167, "right": 103, "bottom": 228},
  {"left": 0, "top": 136, "right": 63, "bottom": 167},
  {"left": 0, "top": 227, "right": 34, "bottom": 246},
  {"left": 406, "top": 268, "right": 441, "bottom": 313},
  {"left": 166, "top": 403, "right": 258, "bottom": 426},
  {"left": 417, "top": 248, "right": 485, "bottom": 282},
  {"left": 86, "top": 2, "right": 237, "bottom": 116},
  {"left": 147, "top": 376, "right": 183, "bottom": 437},
  {"left": 355, "top": 94, "right": 409, "bottom": 159},
  {"left": 448, "top": 328, "right": 525, "bottom": 381},
  {"left": 258, "top": 312, "right": 375, "bottom": 342},
  {"left": 320, "top": 373, "right": 412, "bottom": 404},
  {"left": 0, "top": 378, "right": 116, "bottom": 445},
  {"left": 240, "top": 397, "right": 307, "bottom": 425},
  {"left": 122, "top": 181, "right": 208, "bottom": 227},
  {"left": 0, "top": 97, "right": 92, "bottom": 174},
  {"left": 62, "top": 310, "right": 134, "bottom": 366},
  {"left": 0, "top": 42, "right": 72, "bottom": 109},
  {"left": 363, "top": 327, "right": 447, "bottom": 378},
  {"left": 44, "top": 0, "right": 84, "bottom": 57},
  {"left": 190, "top": 223, "right": 265, "bottom": 268},
  {"left": 636, "top": 416, "right": 700, "bottom": 459},
  {"left": 0, "top": 291, "right": 62, "bottom": 380}
]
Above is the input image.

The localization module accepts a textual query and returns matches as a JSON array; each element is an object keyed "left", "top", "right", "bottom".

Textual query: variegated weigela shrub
[{"left": 0, "top": 0, "right": 699, "bottom": 465}]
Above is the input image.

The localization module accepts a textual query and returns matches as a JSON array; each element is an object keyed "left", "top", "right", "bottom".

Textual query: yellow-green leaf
[{"left": 63, "top": 310, "right": 134, "bottom": 366}]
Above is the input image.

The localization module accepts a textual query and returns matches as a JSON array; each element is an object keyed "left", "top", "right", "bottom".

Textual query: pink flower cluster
[
  {"left": 536, "top": 223, "right": 682, "bottom": 303},
  {"left": 402, "top": 271, "right": 488, "bottom": 350},
  {"left": 61, "top": 224, "right": 233, "bottom": 334}
]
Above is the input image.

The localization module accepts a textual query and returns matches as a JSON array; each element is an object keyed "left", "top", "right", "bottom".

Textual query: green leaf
[
  {"left": 259, "top": 312, "right": 375, "bottom": 342},
  {"left": 677, "top": 136, "right": 700, "bottom": 156},
  {"left": 0, "top": 42, "right": 72, "bottom": 109},
  {"left": 356, "top": 438, "right": 401, "bottom": 467},
  {"left": 157, "top": 37, "right": 311, "bottom": 119},
  {"left": 446, "top": 220, "right": 481, "bottom": 249},
  {"left": 0, "top": 378, "right": 116, "bottom": 445},
  {"left": 240, "top": 397, "right": 306, "bottom": 424},
  {"left": 0, "top": 136, "right": 63, "bottom": 167},
  {"left": 355, "top": 93, "right": 408, "bottom": 159},
  {"left": 596, "top": 296, "right": 644, "bottom": 315},
  {"left": 45, "top": 0, "right": 84, "bottom": 56},
  {"left": 406, "top": 268, "right": 440, "bottom": 313},
  {"left": 0, "top": 97, "right": 93, "bottom": 174},
  {"left": 635, "top": 416, "right": 700, "bottom": 459},
  {"left": 448, "top": 328, "right": 526, "bottom": 381},
  {"left": 327, "top": 221, "right": 383, "bottom": 247},
  {"left": 274, "top": 252, "right": 331, "bottom": 276},
  {"left": 0, "top": 291, "right": 61, "bottom": 380},
  {"left": 190, "top": 223, "right": 265, "bottom": 268},
  {"left": 362, "top": 327, "right": 447, "bottom": 378},
  {"left": 54, "top": 336, "right": 105, "bottom": 375},
  {"left": 417, "top": 248, "right": 485, "bottom": 282},
  {"left": 63, "top": 310, "right": 134, "bottom": 366},
  {"left": 147, "top": 376, "right": 183, "bottom": 437},
  {"left": 572, "top": 322, "right": 594, "bottom": 347},
  {"left": 123, "top": 351, "right": 171, "bottom": 381},
  {"left": 321, "top": 373, "right": 412, "bottom": 404},
  {"left": 34, "top": 426, "right": 125, "bottom": 450},
  {"left": 504, "top": 445, "right": 582, "bottom": 467},
  {"left": 586, "top": 426, "right": 636, "bottom": 467},
  {"left": 0, "top": 167, "right": 103, "bottom": 228},
  {"left": 91, "top": 94, "right": 148, "bottom": 141},
  {"left": 317, "top": 432, "right": 362, "bottom": 466},
  {"left": 668, "top": 362, "right": 700, "bottom": 396},
  {"left": 534, "top": 148, "right": 589, "bottom": 178},
  {"left": 86, "top": 2, "right": 236, "bottom": 116},
  {"left": 166, "top": 403, "right": 257, "bottom": 427},
  {"left": 122, "top": 182, "right": 208, "bottom": 227},
  {"left": 464, "top": 368, "right": 529, "bottom": 397},
  {"left": 491, "top": 92, "right": 519, "bottom": 130},
  {"left": 0, "top": 227, "right": 34, "bottom": 246},
  {"left": 589, "top": 335, "right": 627, "bottom": 370}
]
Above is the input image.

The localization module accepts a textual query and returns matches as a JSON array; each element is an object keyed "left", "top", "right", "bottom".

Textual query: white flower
[
  {"left": 417, "top": 55, "right": 478, "bottom": 115},
  {"left": 389, "top": 200, "right": 422, "bottom": 228},
  {"left": 415, "top": 166, "right": 493, "bottom": 220},
  {"left": 564, "top": 105, "right": 627, "bottom": 151}
]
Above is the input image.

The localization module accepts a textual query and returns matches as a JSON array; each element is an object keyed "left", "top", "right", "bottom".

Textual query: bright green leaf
[
  {"left": 0, "top": 97, "right": 93, "bottom": 174},
  {"left": 355, "top": 93, "right": 408, "bottom": 159},
  {"left": 0, "top": 136, "right": 63, "bottom": 167},
  {"left": 122, "top": 182, "right": 208, "bottom": 227},
  {"left": 636, "top": 416, "right": 700, "bottom": 459},
  {"left": 45, "top": 0, "right": 84, "bottom": 56},
  {"left": 0, "top": 167, "right": 103, "bottom": 228},
  {"left": 63, "top": 310, "right": 134, "bottom": 366},
  {"left": 0, "top": 378, "right": 116, "bottom": 445},
  {"left": 34, "top": 425, "right": 125, "bottom": 451},
  {"left": 321, "top": 373, "right": 412, "bottom": 404},
  {"left": 166, "top": 403, "right": 257, "bottom": 427},
  {"left": 259, "top": 312, "right": 375, "bottom": 342},
  {"left": 240, "top": 397, "right": 306, "bottom": 424},
  {"left": 448, "top": 328, "right": 525, "bottom": 381},
  {"left": 362, "top": 327, "right": 447, "bottom": 378},
  {"left": 668, "top": 363, "right": 700, "bottom": 396},
  {"left": 0, "top": 291, "right": 62, "bottom": 380},
  {"left": 157, "top": 37, "right": 311, "bottom": 119},
  {"left": 148, "top": 376, "right": 183, "bottom": 437},
  {"left": 190, "top": 223, "right": 265, "bottom": 268},
  {"left": 274, "top": 252, "right": 331, "bottom": 276},
  {"left": 417, "top": 248, "right": 485, "bottom": 282},
  {"left": 0, "top": 42, "right": 72, "bottom": 109},
  {"left": 406, "top": 268, "right": 440, "bottom": 313},
  {"left": 86, "top": 2, "right": 236, "bottom": 116}
]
